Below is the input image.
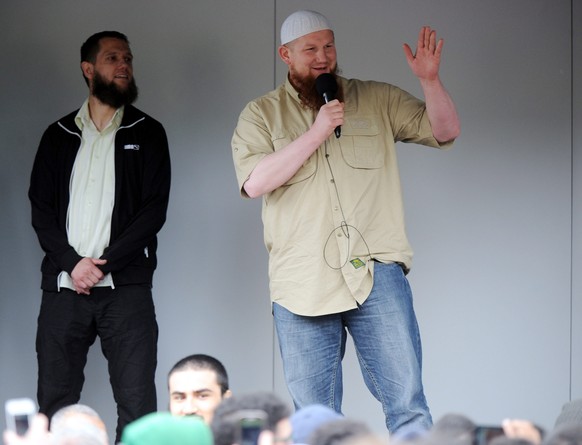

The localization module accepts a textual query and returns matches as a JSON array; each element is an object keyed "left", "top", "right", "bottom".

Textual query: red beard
[{"left": 288, "top": 67, "right": 343, "bottom": 111}]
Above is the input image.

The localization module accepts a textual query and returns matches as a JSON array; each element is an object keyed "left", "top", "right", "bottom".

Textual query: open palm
[{"left": 403, "top": 26, "right": 443, "bottom": 81}]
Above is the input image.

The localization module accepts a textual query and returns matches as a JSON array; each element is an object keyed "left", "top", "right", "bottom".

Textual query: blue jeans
[{"left": 273, "top": 262, "right": 432, "bottom": 434}]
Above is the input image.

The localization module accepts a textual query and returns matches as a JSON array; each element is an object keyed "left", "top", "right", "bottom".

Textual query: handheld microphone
[{"left": 315, "top": 73, "right": 341, "bottom": 138}]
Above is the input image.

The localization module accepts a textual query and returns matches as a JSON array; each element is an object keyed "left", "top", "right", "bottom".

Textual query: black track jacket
[{"left": 29, "top": 105, "right": 171, "bottom": 291}]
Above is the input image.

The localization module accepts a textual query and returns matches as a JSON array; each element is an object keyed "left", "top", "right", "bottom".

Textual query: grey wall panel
[
  {"left": 572, "top": 0, "right": 582, "bottom": 401},
  {"left": 0, "top": 0, "right": 577, "bottom": 441}
]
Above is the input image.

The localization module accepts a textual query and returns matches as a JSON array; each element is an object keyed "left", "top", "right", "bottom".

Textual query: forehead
[
  {"left": 169, "top": 368, "right": 220, "bottom": 391},
  {"left": 292, "top": 29, "right": 335, "bottom": 48},
  {"left": 97, "top": 37, "right": 131, "bottom": 55}
]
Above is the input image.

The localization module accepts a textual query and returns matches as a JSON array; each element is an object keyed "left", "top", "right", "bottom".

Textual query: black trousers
[{"left": 36, "top": 285, "right": 158, "bottom": 442}]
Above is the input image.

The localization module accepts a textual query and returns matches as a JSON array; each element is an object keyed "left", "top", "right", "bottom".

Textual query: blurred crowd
[{"left": 4, "top": 354, "right": 581, "bottom": 445}]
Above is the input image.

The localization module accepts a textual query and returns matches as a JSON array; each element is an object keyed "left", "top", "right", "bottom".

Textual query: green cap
[{"left": 121, "top": 412, "right": 213, "bottom": 445}]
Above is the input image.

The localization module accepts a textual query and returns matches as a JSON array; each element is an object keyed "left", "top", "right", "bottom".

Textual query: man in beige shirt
[{"left": 232, "top": 10, "right": 459, "bottom": 434}]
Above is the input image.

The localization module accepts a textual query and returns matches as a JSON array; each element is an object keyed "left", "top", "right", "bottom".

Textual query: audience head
[
  {"left": 210, "top": 391, "right": 292, "bottom": 445},
  {"left": 307, "top": 418, "right": 372, "bottom": 445},
  {"left": 554, "top": 400, "right": 582, "bottom": 428},
  {"left": 417, "top": 415, "right": 544, "bottom": 445},
  {"left": 168, "top": 353, "right": 232, "bottom": 423},
  {"left": 50, "top": 404, "right": 108, "bottom": 445},
  {"left": 424, "top": 413, "right": 476, "bottom": 445},
  {"left": 120, "top": 412, "right": 213, "bottom": 445},
  {"left": 290, "top": 404, "right": 343, "bottom": 444},
  {"left": 543, "top": 424, "right": 582, "bottom": 445}
]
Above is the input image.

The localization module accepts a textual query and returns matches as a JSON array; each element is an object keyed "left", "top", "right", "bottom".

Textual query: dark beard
[
  {"left": 289, "top": 66, "right": 343, "bottom": 111},
  {"left": 91, "top": 71, "right": 138, "bottom": 108}
]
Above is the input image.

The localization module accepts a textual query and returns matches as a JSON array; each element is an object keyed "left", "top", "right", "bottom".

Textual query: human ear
[
  {"left": 278, "top": 45, "right": 291, "bottom": 65},
  {"left": 81, "top": 61, "right": 94, "bottom": 80}
]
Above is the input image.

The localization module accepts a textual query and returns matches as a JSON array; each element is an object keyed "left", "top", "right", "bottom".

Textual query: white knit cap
[{"left": 280, "top": 10, "right": 333, "bottom": 45}]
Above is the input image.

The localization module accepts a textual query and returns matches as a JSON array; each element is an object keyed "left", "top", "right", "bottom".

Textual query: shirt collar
[
  {"left": 75, "top": 99, "right": 124, "bottom": 132},
  {"left": 284, "top": 76, "right": 304, "bottom": 106}
]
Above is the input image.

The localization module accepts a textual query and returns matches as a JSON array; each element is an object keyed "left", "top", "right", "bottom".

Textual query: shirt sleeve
[
  {"left": 231, "top": 100, "right": 272, "bottom": 198},
  {"left": 388, "top": 84, "right": 454, "bottom": 150}
]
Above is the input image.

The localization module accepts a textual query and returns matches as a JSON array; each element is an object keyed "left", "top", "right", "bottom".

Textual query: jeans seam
[
  {"left": 329, "top": 334, "right": 343, "bottom": 409},
  {"left": 354, "top": 346, "right": 392, "bottom": 431}
]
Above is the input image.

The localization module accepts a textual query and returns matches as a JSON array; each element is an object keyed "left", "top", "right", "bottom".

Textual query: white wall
[{"left": 0, "top": 0, "right": 579, "bottom": 442}]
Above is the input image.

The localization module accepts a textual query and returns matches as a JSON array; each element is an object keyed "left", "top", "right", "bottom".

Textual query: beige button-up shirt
[{"left": 232, "top": 76, "right": 451, "bottom": 316}]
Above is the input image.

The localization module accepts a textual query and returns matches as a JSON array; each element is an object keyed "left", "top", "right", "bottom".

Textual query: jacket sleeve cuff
[{"left": 60, "top": 249, "right": 84, "bottom": 275}]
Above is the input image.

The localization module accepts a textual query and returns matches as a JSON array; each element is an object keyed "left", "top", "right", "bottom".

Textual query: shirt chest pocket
[{"left": 339, "top": 116, "right": 384, "bottom": 169}]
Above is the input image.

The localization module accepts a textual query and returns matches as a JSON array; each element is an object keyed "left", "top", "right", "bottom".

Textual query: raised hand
[{"left": 403, "top": 26, "right": 443, "bottom": 82}]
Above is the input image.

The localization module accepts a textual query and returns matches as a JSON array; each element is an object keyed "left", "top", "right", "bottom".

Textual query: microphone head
[{"left": 315, "top": 73, "right": 338, "bottom": 97}]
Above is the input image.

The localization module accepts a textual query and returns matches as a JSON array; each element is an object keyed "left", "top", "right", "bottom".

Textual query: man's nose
[
  {"left": 315, "top": 48, "right": 328, "bottom": 63},
  {"left": 117, "top": 59, "right": 131, "bottom": 69},
  {"left": 183, "top": 399, "right": 198, "bottom": 414}
]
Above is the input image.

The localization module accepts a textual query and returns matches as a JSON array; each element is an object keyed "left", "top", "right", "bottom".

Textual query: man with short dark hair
[
  {"left": 29, "top": 30, "right": 171, "bottom": 442},
  {"left": 168, "top": 354, "right": 232, "bottom": 423}
]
